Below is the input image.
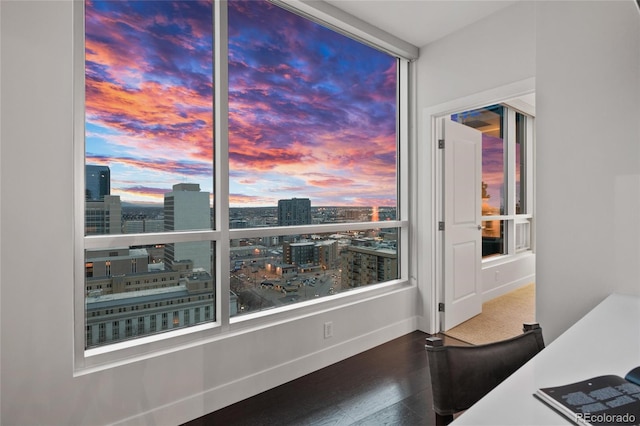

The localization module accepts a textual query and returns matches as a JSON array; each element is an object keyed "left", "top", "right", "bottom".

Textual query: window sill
[
  {"left": 481, "top": 250, "right": 535, "bottom": 268},
  {"left": 75, "top": 278, "right": 412, "bottom": 376}
]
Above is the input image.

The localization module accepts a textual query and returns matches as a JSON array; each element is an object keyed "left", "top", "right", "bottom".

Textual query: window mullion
[
  {"left": 526, "top": 116, "right": 535, "bottom": 217},
  {"left": 215, "top": 0, "right": 230, "bottom": 328},
  {"left": 74, "top": 0, "right": 87, "bottom": 369},
  {"left": 399, "top": 59, "right": 410, "bottom": 282},
  {"left": 84, "top": 230, "right": 222, "bottom": 251},
  {"left": 527, "top": 115, "right": 535, "bottom": 252},
  {"left": 505, "top": 108, "right": 516, "bottom": 217},
  {"left": 505, "top": 108, "right": 517, "bottom": 255},
  {"left": 268, "top": 0, "right": 418, "bottom": 60}
]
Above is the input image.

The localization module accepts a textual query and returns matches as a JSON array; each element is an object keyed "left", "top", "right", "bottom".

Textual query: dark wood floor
[{"left": 184, "top": 331, "right": 468, "bottom": 426}]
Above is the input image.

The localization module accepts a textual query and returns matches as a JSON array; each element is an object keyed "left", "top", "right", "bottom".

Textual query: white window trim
[
  {"left": 479, "top": 105, "right": 535, "bottom": 259},
  {"left": 73, "top": 0, "right": 412, "bottom": 373},
  {"left": 215, "top": 0, "right": 231, "bottom": 330},
  {"left": 269, "top": 0, "right": 419, "bottom": 60}
]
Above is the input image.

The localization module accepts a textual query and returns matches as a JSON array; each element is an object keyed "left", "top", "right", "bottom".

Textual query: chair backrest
[{"left": 425, "top": 323, "right": 544, "bottom": 422}]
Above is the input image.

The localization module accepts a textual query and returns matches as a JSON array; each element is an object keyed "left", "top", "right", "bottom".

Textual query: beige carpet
[{"left": 444, "top": 283, "right": 535, "bottom": 345}]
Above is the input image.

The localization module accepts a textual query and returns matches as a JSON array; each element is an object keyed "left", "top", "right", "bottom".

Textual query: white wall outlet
[{"left": 324, "top": 321, "right": 333, "bottom": 339}]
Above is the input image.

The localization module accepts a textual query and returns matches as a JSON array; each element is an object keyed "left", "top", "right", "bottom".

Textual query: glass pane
[
  {"left": 85, "top": 1, "right": 214, "bottom": 235},
  {"left": 85, "top": 243, "right": 215, "bottom": 349},
  {"left": 452, "top": 105, "right": 505, "bottom": 215},
  {"left": 230, "top": 228, "right": 399, "bottom": 316},
  {"left": 227, "top": 1, "right": 398, "bottom": 226},
  {"left": 516, "top": 112, "right": 527, "bottom": 214},
  {"left": 229, "top": 204, "right": 397, "bottom": 228},
  {"left": 515, "top": 219, "right": 531, "bottom": 252},
  {"left": 482, "top": 220, "right": 504, "bottom": 258}
]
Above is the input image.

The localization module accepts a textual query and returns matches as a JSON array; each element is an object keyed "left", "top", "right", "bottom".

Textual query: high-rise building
[
  {"left": 164, "top": 183, "right": 212, "bottom": 273},
  {"left": 230, "top": 219, "right": 248, "bottom": 229},
  {"left": 85, "top": 165, "right": 121, "bottom": 235},
  {"left": 85, "top": 194, "right": 121, "bottom": 235},
  {"left": 122, "top": 219, "right": 164, "bottom": 234},
  {"left": 85, "top": 165, "right": 111, "bottom": 200},
  {"left": 277, "top": 198, "right": 311, "bottom": 226}
]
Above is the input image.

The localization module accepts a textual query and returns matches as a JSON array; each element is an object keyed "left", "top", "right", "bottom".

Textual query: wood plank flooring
[{"left": 184, "top": 332, "right": 468, "bottom": 426}]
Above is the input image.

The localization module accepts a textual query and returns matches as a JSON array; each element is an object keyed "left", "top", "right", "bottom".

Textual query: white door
[{"left": 442, "top": 118, "right": 483, "bottom": 331}]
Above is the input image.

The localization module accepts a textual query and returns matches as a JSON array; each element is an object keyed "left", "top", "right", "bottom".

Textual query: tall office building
[
  {"left": 86, "top": 194, "right": 122, "bottom": 235},
  {"left": 86, "top": 165, "right": 111, "bottom": 200},
  {"left": 85, "top": 164, "right": 121, "bottom": 235},
  {"left": 277, "top": 198, "right": 311, "bottom": 226},
  {"left": 164, "top": 183, "right": 212, "bottom": 273},
  {"left": 122, "top": 219, "right": 164, "bottom": 234}
]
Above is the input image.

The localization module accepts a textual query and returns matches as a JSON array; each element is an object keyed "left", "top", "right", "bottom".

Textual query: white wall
[
  {"left": 416, "top": 1, "right": 536, "bottom": 110},
  {"left": 415, "top": 0, "right": 640, "bottom": 342},
  {"left": 415, "top": 1, "right": 537, "bottom": 332},
  {"left": 0, "top": 2, "right": 418, "bottom": 425},
  {"left": 481, "top": 255, "right": 536, "bottom": 302},
  {"left": 535, "top": 0, "right": 640, "bottom": 342}
]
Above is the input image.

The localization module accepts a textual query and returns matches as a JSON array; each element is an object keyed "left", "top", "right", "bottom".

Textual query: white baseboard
[
  {"left": 482, "top": 275, "right": 535, "bottom": 302},
  {"left": 114, "top": 316, "right": 419, "bottom": 426}
]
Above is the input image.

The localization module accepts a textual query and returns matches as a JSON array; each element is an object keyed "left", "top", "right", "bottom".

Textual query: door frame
[{"left": 419, "top": 77, "right": 535, "bottom": 334}]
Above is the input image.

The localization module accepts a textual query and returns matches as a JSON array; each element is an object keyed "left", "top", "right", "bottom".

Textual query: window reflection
[
  {"left": 482, "top": 220, "right": 504, "bottom": 258},
  {"left": 452, "top": 105, "right": 505, "bottom": 216}
]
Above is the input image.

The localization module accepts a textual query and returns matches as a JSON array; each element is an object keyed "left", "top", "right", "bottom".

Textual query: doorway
[{"left": 436, "top": 96, "right": 536, "bottom": 341}]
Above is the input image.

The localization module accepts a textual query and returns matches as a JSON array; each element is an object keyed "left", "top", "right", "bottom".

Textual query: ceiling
[
  {"left": 321, "top": 0, "right": 536, "bottom": 111},
  {"left": 324, "top": 0, "right": 520, "bottom": 47}
]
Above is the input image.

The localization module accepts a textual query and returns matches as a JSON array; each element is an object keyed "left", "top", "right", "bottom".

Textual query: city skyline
[{"left": 85, "top": 0, "right": 398, "bottom": 209}]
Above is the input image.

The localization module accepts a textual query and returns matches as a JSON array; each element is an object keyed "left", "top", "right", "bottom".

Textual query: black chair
[{"left": 425, "top": 323, "right": 545, "bottom": 425}]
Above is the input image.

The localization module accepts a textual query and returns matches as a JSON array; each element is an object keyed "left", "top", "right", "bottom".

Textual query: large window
[
  {"left": 452, "top": 104, "right": 533, "bottom": 258},
  {"left": 226, "top": 1, "right": 399, "bottom": 317},
  {"left": 84, "top": 0, "right": 216, "bottom": 350},
  {"left": 80, "top": 0, "right": 406, "bottom": 354}
]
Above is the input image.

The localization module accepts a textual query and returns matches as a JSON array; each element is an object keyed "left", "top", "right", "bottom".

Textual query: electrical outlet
[{"left": 324, "top": 321, "right": 333, "bottom": 339}]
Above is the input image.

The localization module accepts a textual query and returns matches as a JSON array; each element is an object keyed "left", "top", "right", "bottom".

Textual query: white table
[{"left": 452, "top": 293, "right": 640, "bottom": 425}]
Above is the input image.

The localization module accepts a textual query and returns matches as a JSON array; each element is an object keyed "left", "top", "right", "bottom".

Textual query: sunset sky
[
  {"left": 451, "top": 108, "right": 505, "bottom": 214},
  {"left": 482, "top": 134, "right": 505, "bottom": 213},
  {"left": 85, "top": 0, "right": 398, "bottom": 208}
]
